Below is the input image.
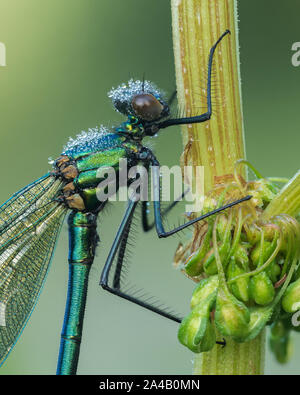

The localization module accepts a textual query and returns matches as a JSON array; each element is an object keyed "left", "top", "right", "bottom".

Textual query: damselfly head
[
  {"left": 108, "top": 79, "right": 169, "bottom": 123},
  {"left": 131, "top": 93, "right": 164, "bottom": 121}
]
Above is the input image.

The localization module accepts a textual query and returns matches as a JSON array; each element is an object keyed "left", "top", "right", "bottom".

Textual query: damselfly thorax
[{"left": 52, "top": 126, "right": 143, "bottom": 212}]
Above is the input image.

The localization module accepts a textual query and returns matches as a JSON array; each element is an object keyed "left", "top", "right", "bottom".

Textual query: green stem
[
  {"left": 262, "top": 170, "right": 300, "bottom": 220},
  {"left": 194, "top": 332, "right": 266, "bottom": 375},
  {"left": 171, "top": 0, "right": 265, "bottom": 375}
]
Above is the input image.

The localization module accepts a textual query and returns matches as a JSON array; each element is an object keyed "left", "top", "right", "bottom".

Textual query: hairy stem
[
  {"left": 171, "top": 0, "right": 265, "bottom": 375},
  {"left": 262, "top": 170, "right": 300, "bottom": 220},
  {"left": 194, "top": 333, "right": 265, "bottom": 375}
]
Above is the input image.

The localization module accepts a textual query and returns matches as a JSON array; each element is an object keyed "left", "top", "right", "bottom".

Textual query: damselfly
[{"left": 0, "top": 30, "right": 251, "bottom": 374}]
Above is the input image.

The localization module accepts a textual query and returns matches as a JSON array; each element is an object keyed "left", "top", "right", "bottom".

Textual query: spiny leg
[
  {"left": 138, "top": 147, "right": 251, "bottom": 238},
  {"left": 142, "top": 200, "right": 153, "bottom": 232},
  {"left": 112, "top": 209, "right": 133, "bottom": 290},
  {"left": 101, "top": 156, "right": 250, "bottom": 324},
  {"left": 100, "top": 198, "right": 182, "bottom": 323},
  {"left": 152, "top": 161, "right": 251, "bottom": 238},
  {"left": 140, "top": 157, "right": 189, "bottom": 232},
  {"left": 106, "top": 200, "right": 227, "bottom": 349},
  {"left": 141, "top": 160, "right": 186, "bottom": 232},
  {"left": 101, "top": 158, "right": 250, "bottom": 326},
  {"left": 142, "top": 192, "right": 186, "bottom": 232}
]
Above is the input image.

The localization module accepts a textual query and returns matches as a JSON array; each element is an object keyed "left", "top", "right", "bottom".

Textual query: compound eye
[{"left": 131, "top": 94, "right": 164, "bottom": 121}]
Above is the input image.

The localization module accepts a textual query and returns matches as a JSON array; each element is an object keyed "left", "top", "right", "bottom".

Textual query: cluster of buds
[{"left": 175, "top": 163, "right": 300, "bottom": 361}]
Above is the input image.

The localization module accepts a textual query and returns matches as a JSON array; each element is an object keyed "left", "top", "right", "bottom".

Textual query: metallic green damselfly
[{"left": 0, "top": 30, "right": 251, "bottom": 374}]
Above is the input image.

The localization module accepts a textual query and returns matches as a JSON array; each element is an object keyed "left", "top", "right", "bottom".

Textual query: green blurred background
[{"left": 0, "top": 0, "right": 300, "bottom": 375}]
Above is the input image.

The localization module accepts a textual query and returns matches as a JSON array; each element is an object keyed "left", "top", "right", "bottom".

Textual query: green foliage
[{"left": 178, "top": 170, "right": 300, "bottom": 363}]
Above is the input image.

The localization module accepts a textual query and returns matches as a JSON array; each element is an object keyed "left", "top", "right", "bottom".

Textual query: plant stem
[
  {"left": 262, "top": 170, "right": 300, "bottom": 220},
  {"left": 171, "top": 0, "right": 265, "bottom": 375},
  {"left": 194, "top": 333, "right": 266, "bottom": 375},
  {"left": 171, "top": 0, "right": 246, "bottom": 189}
]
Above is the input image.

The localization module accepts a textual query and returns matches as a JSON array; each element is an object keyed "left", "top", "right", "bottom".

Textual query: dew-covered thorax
[{"left": 61, "top": 126, "right": 124, "bottom": 159}]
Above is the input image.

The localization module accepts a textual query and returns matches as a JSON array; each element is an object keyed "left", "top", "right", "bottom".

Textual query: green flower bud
[
  {"left": 250, "top": 241, "right": 275, "bottom": 267},
  {"left": 203, "top": 242, "right": 230, "bottom": 275},
  {"left": 245, "top": 225, "right": 261, "bottom": 245},
  {"left": 203, "top": 213, "right": 232, "bottom": 275},
  {"left": 282, "top": 277, "right": 300, "bottom": 313},
  {"left": 269, "top": 321, "right": 291, "bottom": 364},
  {"left": 241, "top": 305, "right": 274, "bottom": 342},
  {"left": 259, "top": 179, "right": 277, "bottom": 202},
  {"left": 195, "top": 319, "right": 216, "bottom": 353},
  {"left": 203, "top": 249, "right": 217, "bottom": 275},
  {"left": 248, "top": 179, "right": 277, "bottom": 208},
  {"left": 184, "top": 250, "right": 205, "bottom": 277},
  {"left": 249, "top": 272, "right": 275, "bottom": 305},
  {"left": 214, "top": 288, "right": 250, "bottom": 342},
  {"left": 190, "top": 275, "right": 219, "bottom": 310},
  {"left": 263, "top": 223, "right": 280, "bottom": 241},
  {"left": 234, "top": 243, "right": 249, "bottom": 269},
  {"left": 227, "top": 259, "right": 249, "bottom": 303},
  {"left": 266, "top": 261, "right": 281, "bottom": 283},
  {"left": 185, "top": 226, "right": 212, "bottom": 277},
  {"left": 178, "top": 293, "right": 216, "bottom": 353}
]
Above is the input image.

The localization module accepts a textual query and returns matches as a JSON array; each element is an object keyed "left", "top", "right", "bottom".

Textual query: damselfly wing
[{"left": 0, "top": 174, "right": 66, "bottom": 365}]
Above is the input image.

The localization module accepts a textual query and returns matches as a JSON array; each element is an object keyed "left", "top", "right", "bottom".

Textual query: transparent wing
[
  {"left": 0, "top": 174, "right": 57, "bottom": 233},
  {"left": 0, "top": 175, "right": 67, "bottom": 365}
]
